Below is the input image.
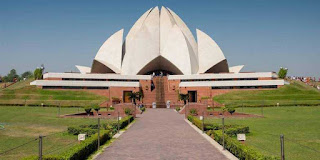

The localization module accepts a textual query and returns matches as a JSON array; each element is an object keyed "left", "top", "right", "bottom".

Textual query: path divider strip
[{"left": 184, "top": 118, "right": 238, "bottom": 160}]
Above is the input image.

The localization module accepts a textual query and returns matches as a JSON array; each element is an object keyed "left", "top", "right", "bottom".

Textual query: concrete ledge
[{"left": 184, "top": 119, "right": 238, "bottom": 160}]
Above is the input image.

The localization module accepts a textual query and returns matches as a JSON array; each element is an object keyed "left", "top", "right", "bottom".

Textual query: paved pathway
[{"left": 96, "top": 109, "right": 228, "bottom": 160}]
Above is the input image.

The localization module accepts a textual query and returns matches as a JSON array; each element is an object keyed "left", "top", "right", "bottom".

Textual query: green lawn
[
  {"left": 205, "top": 106, "right": 320, "bottom": 160},
  {"left": 0, "top": 78, "right": 108, "bottom": 107},
  {"left": 0, "top": 106, "right": 111, "bottom": 160},
  {"left": 214, "top": 81, "right": 320, "bottom": 107}
]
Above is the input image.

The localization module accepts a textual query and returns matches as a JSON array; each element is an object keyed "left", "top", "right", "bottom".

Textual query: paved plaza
[{"left": 96, "top": 109, "right": 227, "bottom": 160}]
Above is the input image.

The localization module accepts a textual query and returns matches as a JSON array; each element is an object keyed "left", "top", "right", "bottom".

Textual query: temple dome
[{"left": 78, "top": 6, "right": 237, "bottom": 75}]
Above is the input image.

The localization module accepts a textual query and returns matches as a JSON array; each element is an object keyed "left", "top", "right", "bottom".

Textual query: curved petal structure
[
  {"left": 167, "top": 8, "right": 198, "bottom": 73},
  {"left": 91, "top": 6, "right": 230, "bottom": 75},
  {"left": 229, "top": 65, "right": 244, "bottom": 73},
  {"left": 126, "top": 8, "right": 153, "bottom": 42},
  {"left": 160, "top": 6, "right": 176, "bottom": 54},
  {"left": 92, "top": 29, "right": 124, "bottom": 74},
  {"left": 161, "top": 25, "right": 193, "bottom": 75},
  {"left": 121, "top": 7, "right": 160, "bottom": 75},
  {"left": 197, "top": 29, "right": 229, "bottom": 73},
  {"left": 75, "top": 65, "right": 91, "bottom": 74}
]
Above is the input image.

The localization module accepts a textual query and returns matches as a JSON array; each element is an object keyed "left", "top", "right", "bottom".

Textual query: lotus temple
[{"left": 31, "top": 6, "right": 284, "bottom": 107}]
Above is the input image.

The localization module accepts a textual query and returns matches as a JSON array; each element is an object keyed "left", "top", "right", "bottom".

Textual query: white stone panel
[
  {"left": 179, "top": 80, "right": 284, "bottom": 87},
  {"left": 31, "top": 80, "right": 140, "bottom": 87},
  {"left": 161, "top": 25, "right": 192, "bottom": 75},
  {"left": 126, "top": 8, "right": 153, "bottom": 42},
  {"left": 121, "top": 7, "right": 160, "bottom": 75},
  {"left": 75, "top": 65, "right": 91, "bottom": 74},
  {"left": 94, "top": 29, "right": 124, "bottom": 73},
  {"left": 43, "top": 72, "right": 151, "bottom": 80},
  {"left": 229, "top": 65, "right": 244, "bottom": 73},
  {"left": 168, "top": 8, "right": 198, "bottom": 61},
  {"left": 197, "top": 29, "right": 226, "bottom": 74},
  {"left": 160, "top": 6, "right": 176, "bottom": 54},
  {"left": 168, "top": 72, "right": 275, "bottom": 80}
]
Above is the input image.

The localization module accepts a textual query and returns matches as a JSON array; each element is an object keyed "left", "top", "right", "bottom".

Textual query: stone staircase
[{"left": 155, "top": 77, "right": 166, "bottom": 108}]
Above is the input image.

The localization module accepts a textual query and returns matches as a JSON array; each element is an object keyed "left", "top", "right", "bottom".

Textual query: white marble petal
[
  {"left": 126, "top": 8, "right": 153, "bottom": 42},
  {"left": 229, "top": 65, "right": 244, "bottom": 73},
  {"left": 197, "top": 29, "right": 227, "bottom": 73},
  {"left": 94, "top": 29, "right": 124, "bottom": 74},
  {"left": 75, "top": 65, "right": 91, "bottom": 74},
  {"left": 160, "top": 6, "right": 176, "bottom": 54},
  {"left": 161, "top": 25, "right": 192, "bottom": 75},
  {"left": 167, "top": 7, "right": 198, "bottom": 73},
  {"left": 121, "top": 7, "right": 160, "bottom": 75}
]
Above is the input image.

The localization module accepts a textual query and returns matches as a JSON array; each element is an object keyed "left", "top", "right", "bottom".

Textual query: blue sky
[{"left": 1, "top": 0, "right": 319, "bottom": 77}]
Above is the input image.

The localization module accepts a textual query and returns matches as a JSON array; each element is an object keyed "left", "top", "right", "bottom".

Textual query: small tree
[
  {"left": 189, "top": 108, "right": 198, "bottom": 115},
  {"left": 128, "top": 92, "right": 139, "bottom": 105},
  {"left": 227, "top": 107, "right": 235, "bottom": 115},
  {"left": 84, "top": 106, "right": 92, "bottom": 116},
  {"left": 34, "top": 68, "right": 43, "bottom": 80},
  {"left": 179, "top": 93, "right": 189, "bottom": 105},
  {"left": 92, "top": 104, "right": 100, "bottom": 114},
  {"left": 124, "top": 108, "right": 132, "bottom": 115},
  {"left": 278, "top": 67, "right": 288, "bottom": 79},
  {"left": 21, "top": 71, "right": 32, "bottom": 79}
]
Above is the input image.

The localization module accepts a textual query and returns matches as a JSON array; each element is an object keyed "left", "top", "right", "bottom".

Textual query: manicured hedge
[
  {"left": 207, "top": 130, "right": 279, "bottom": 160},
  {"left": 24, "top": 116, "right": 134, "bottom": 160},
  {"left": 67, "top": 116, "right": 134, "bottom": 136},
  {"left": 23, "top": 130, "right": 112, "bottom": 160},
  {"left": 187, "top": 115, "right": 248, "bottom": 133},
  {"left": 225, "top": 126, "right": 249, "bottom": 136}
]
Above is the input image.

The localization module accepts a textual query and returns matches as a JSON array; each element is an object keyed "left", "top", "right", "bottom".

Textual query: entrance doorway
[
  {"left": 188, "top": 91, "right": 197, "bottom": 103},
  {"left": 123, "top": 91, "right": 132, "bottom": 103}
]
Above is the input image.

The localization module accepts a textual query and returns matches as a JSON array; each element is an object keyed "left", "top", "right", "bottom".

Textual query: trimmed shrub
[
  {"left": 225, "top": 126, "right": 249, "bottom": 136},
  {"left": 207, "top": 130, "right": 279, "bottom": 160},
  {"left": 175, "top": 106, "right": 180, "bottom": 112},
  {"left": 227, "top": 107, "right": 235, "bottom": 115},
  {"left": 124, "top": 108, "right": 132, "bottom": 115},
  {"left": 189, "top": 108, "right": 198, "bottom": 115},
  {"left": 25, "top": 116, "right": 135, "bottom": 160},
  {"left": 84, "top": 106, "right": 92, "bottom": 116},
  {"left": 23, "top": 130, "right": 112, "bottom": 160}
]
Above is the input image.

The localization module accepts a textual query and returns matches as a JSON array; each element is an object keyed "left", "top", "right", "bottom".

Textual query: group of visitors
[{"left": 288, "top": 76, "right": 320, "bottom": 90}]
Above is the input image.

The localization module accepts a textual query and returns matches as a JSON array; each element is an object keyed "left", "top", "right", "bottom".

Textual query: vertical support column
[
  {"left": 202, "top": 111, "right": 205, "bottom": 133},
  {"left": 39, "top": 135, "right": 43, "bottom": 160},
  {"left": 97, "top": 117, "right": 100, "bottom": 150},
  {"left": 117, "top": 111, "right": 120, "bottom": 134},
  {"left": 280, "top": 134, "right": 285, "bottom": 160},
  {"left": 222, "top": 117, "right": 225, "bottom": 150}
]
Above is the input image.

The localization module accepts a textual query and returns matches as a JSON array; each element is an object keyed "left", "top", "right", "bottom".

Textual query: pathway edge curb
[{"left": 184, "top": 119, "right": 238, "bottom": 160}]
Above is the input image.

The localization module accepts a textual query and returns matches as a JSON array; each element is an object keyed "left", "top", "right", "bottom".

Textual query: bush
[
  {"left": 140, "top": 107, "right": 146, "bottom": 112},
  {"left": 189, "top": 108, "right": 198, "bottom": 115},
  {"left": 225, "top": 126, "right": 249, "bottom": 136},
  {"left": 84, "top": 106, "right": 92, "bottom": 116},
  {"left": 92, "top": 104, "right": 100, "bottom": 113},
  {"left": 227, "top": 107, "right": 235, "bottom": 115},
  {"left": 25, "top": 116, "right": 135, "bottom": 160},
  {"left": 68, "top": 126, "right": 97, "bottom": 136},
  {"left": 124, "top": 108, "right": 132, "bottom": 115},
  {"left": 175, "top": 106, "right": 180, "bottom": 111},
  {"left": 207, "top": 130, "right": 279, "bottom": 160},
  {"left": 23, "top": 130, "right": 112, "bottom": 160}
]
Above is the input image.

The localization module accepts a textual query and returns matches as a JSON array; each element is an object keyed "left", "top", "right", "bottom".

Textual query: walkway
[{"left": 96, "top": 109, "right": 228, "bottom": 160}]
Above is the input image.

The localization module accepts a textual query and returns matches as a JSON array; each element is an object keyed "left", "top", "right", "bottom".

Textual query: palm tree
[
  {"left": 179, "top": 93, "right": 189, "bottom": 105},
  {"left": 128, "top": 92, "right": 139, "bottom": 105}
]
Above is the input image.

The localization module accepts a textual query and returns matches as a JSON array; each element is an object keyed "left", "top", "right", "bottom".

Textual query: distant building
[{"left": 31, "top": 6, "right": 284, "bottom": 107}]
